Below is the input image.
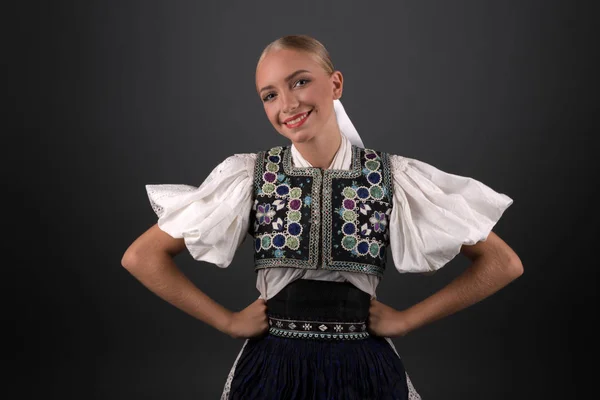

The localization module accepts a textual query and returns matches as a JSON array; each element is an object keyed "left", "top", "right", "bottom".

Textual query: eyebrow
[{"left": 258, "top": 69, "right": 311, "bottom": 94}]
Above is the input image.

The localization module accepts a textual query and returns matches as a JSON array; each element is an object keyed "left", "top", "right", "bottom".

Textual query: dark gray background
[{"left": 12, "top": 1, "right": 596, "bottom": 399}]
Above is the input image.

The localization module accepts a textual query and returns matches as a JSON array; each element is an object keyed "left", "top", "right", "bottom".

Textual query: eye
[
  {"left": 294, "top": 78, "right": 310, "bottom": 88},
  {"left": 262, "top": 93, "right": 276, "bottom": 102}
]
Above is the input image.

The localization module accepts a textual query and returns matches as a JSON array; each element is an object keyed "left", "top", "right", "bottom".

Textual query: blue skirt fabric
[
  {"left": 224, "top": 280, "right": 411, "bottom": 400},
  {"left": 227, "top": 334, "right": 409, "bottom": 400}
]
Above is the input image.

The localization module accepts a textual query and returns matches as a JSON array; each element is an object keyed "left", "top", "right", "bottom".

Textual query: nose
[{"left": 280, "top": 90, "right": 299, "bottom": 114}]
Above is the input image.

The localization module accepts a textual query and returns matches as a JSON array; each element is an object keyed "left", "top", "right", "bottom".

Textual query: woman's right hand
[{"left": 225, "top": 299, "right": 269, "bottom": 339}]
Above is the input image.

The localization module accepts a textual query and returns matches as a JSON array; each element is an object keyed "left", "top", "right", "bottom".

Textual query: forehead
[{"left": 256, "top": 48, "right": 324, "bottom": 89}]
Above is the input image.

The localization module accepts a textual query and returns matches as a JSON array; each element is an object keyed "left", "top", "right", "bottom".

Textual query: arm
[
  {"left": 121, "top": 224, "right": 267, "bottom": 339},
  {"left": 369, "top": 231, "right": 523, "bottom": 337}
]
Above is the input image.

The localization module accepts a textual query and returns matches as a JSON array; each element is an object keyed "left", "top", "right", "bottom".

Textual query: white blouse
[{"left": 146, "top": 136, "right": 513, "bottom": 300}]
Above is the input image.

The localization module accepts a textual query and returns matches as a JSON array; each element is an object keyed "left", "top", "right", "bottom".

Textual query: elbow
[
  {"left": 504, "top": 252, "right": 524, "bottom": 281},
  {"left": 121, "top": 246, "right": 143, "bottom": 272}
]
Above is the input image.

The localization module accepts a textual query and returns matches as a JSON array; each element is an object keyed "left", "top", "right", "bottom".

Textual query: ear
[{"left": 331, "top": 71, "right": 344, "bottom": 100}]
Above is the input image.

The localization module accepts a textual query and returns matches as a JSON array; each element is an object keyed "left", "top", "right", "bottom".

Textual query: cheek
[
  {"left": 263, "top": 104, "right": 277, "bottom": 124},
  {"left": 302, "top": 87, "right": 329, "bottom": 112}
]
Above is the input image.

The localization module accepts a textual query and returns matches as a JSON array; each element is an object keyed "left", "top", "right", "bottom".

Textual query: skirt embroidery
[{"left": 268, "top": 315, "right": 369, "bottom": 340}]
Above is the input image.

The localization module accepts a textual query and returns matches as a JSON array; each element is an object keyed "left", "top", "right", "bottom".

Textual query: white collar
[{"left": 290, "top": 134, "right": 353, "bottom": 170}]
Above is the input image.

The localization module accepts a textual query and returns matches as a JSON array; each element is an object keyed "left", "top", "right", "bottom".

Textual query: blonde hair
[{"left": 257, "top": 35, "right": 335, "bottom": 75}]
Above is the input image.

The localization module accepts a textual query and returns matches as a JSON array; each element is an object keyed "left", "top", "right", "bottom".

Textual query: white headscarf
[{"left": 333, "top": 99, "right": 364, "bottom": 148}]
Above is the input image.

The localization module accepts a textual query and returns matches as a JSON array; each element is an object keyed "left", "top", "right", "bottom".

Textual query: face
[{"left": 256, "top": 48, "right": 343, "bottom": 144}]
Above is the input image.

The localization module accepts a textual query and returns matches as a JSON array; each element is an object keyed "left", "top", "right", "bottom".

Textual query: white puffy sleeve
[
  {"left": 388, "top": 155, "right": 513, "bottom": 273},
  {"left": 145, "top": 153, "right": 257, "bottom": 268}
]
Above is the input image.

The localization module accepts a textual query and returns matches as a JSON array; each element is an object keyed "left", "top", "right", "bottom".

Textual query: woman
[{"left": 122, "top": 35, "right": 523, "bottom": 399}]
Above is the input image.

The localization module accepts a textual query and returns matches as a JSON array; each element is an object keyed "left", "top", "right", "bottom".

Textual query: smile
[{"left": 283, "top": 110, "right": 312, "bottom": 128}]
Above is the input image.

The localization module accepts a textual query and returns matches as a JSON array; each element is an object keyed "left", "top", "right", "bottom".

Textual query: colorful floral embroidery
[
  {"left": 274, "top": 249, "right": 285, "bottom": 258},
  {"left": 369, "top": 211, "right": 387, "bottom": 233},
  {"left": 334, "top": 148, "right": 391, "bottom": 265},
  {"left": 253, "top": 147, "right": 313, "bottom": 262},
  {"left": 256, "top": 203, "right": 276, "bottom": 225},
  {"left": 252, "top": 145, "right": 393, "bottom": 277}
]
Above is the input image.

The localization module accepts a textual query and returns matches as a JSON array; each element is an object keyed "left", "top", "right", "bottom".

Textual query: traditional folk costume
[{"left": 146, "top": 101, "right": 513, "bottom": 399}]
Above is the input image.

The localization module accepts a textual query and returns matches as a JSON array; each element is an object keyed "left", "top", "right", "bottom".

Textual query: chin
[{"left": 280, "top": 130, "right": 316, "bottom": 144}]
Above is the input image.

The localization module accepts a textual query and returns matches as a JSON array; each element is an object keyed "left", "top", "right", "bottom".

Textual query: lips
[{"left": 283, "top": 110, "right": 312, "bottom": 127}]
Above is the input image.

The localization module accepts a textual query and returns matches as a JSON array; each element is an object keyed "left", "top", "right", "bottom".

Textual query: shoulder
[
  {"left": 365, "top": 151, "right": 448, "bottom": 188},
  {"left": 255, "top": 145, "right": 291, "bottom": 158},
  {"left": 352, "top": 146, "right": 405, "bottom": 173},
  {"left": 366, "top": 150, "right": 426, "bottom": 175},
  {"left": 355, "top": 146, "right": 398, "bottom": 161},
  {"left": 219, "top": 152, "right": 258, "bottom": 166},
  {"left": 207, "top": 153, "right": 258, "bottom": 181}
]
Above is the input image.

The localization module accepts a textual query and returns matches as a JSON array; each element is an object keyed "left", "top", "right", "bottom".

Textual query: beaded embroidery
[
  {"left": 324, "top": 149, "right": 393, "bottom": 276},
  {"left": 252, "top": 146, "right": 321, "bottom": 268},
  {"left": 250, "top": 145, "right": 393, "bottom": 277},
  {"left": 268, "top": 316, "right": 369, "bottom": 340}
]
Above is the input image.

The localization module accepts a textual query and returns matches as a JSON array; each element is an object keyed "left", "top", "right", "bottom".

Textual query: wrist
[
  {"left": 395, "top": 309, "right": 417, "bottom": 336},
  {"left": 216, "top": 309, "right": 236, "bottom": 337}
]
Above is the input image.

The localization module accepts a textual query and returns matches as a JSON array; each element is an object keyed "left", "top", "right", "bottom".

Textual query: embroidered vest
[{"left": 250, "top": 145, "right": 393, "bottom": 277}]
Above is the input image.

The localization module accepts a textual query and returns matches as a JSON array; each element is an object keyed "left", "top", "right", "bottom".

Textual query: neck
[
  {"left": 292, "top": 117, "right": 343, "bottom": 169},
  {"left": 294, "top": 133, "right": 342, "bottom": 169}
]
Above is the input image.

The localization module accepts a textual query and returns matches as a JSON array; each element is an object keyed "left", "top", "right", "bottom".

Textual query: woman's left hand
[{"left": 368, "top": 299, "right": 408, "bottom": 338}]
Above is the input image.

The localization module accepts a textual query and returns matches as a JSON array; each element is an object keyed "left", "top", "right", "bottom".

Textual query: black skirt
[{"left": 223, "top": 279, "right": 414, "bottom": 400}]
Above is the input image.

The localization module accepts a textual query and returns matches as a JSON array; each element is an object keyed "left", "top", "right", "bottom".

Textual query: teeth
[{"left": 286, "top": 113, "right": 308, "bottom": 125}]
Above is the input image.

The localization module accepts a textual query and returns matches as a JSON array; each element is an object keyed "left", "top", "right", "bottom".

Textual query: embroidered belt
[{"left": 268, "top": 316, "right": 369, "bottom": 340}]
